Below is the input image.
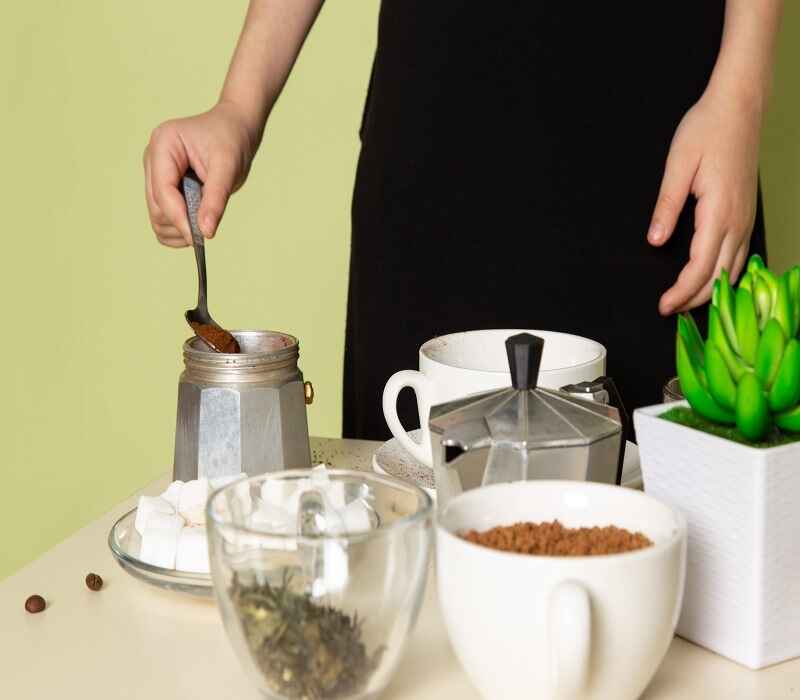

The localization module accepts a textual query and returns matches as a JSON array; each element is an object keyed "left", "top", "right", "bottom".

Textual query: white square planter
[{"left": 634, "top": 402, "right": 800, "bottom": 669}]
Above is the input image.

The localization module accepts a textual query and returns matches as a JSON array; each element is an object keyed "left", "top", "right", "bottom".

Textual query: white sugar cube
[
  {"left": 250, "top": 504, "right": 297, "bottom": 551},
  {"left": 250, "top": 502, "right": 294, "bottom": 533},
  {"left": 324, "top": 481, "right": 346, "bottom": 510},
  {"left": 211, "top": 474, "right": 253, "bottom": 514},
  {"left": 178, "top": 478, "right": 210, "bottom": 526},
  {"left": 260, "top": 478, "right": 300, "bottom": 510},
  {"left": 342, "top": 500, "right": 372, "bottom": 533},
  {"left": 135, "top": 496, "right": 175, "bottom": 536},
  {"left": 140, "top": 512, "right": 183, "bottom": 569},
  {"left": 161, "top": 481, "right": 185, "bottom": 509},
  {"left": 175, "top": 527, "right": 209, "bottom": 573},
  {"left": 310, "top": 464, "right": 330, "bottom": 486},
  {"left": 209, "top": 474, "right": 242, "bottom": 490},
  {"left": 309, "top": 466, "right": 346, "bottom": 509},
  {"left": 261, "top": 473, "right": 347, "bottom": 516}
]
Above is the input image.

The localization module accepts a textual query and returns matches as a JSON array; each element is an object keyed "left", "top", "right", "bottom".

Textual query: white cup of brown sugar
[{"left": 436, "top": 481, "right": 687, "bottom": 700}]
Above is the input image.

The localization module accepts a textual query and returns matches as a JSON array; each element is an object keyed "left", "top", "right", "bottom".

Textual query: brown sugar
[
  {"left": 461, "top": 520, "right": 653, "bottom": 556},
  {"left": 190, "top": 322, "right": 240, "bottom": 353}
]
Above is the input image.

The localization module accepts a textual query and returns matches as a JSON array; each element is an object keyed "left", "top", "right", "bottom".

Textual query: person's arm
[
  {"left": 144, "top": 0, "right": 323, "bottom": 247},
  {"left": 219, "top": 0, "right": 323, "bottom": 143},
  {"left": 648, "top": 0, "right": 783, "bottom": 315}
]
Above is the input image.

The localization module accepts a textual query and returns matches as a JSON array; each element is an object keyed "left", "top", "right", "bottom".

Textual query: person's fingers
[
  {"left": 153, "top": 222, "right": 189, "bottom": 248},
  {"left": 149, "top": 128, "right": 192, "bottom": 245},
  {"left": 647, "top": 145, "right": 699, "bottom": 247},
  {"left": 658, "top": 194, "right": 726, "bottom": 315},
  {"left": 152, "top": 222, "right": 182, "bottom": 239},
  {"left": 159, "top": 238, "right": 190, "bottom": 249},
  {"left": 730, "top": 241, "right": 749, "bottom": 282},
  {"left": 677, "top": 235, "right": 745, "bottom": 312},
  {"left": 143, "top": 147, "right": 163, "bottom": 223},
  {"left": 197, "top": 152, "right": 237, "bottom": 238},
  {"left": 152, "top": 165, "right": 191, "bottom": 244},
  {"left": 144, "top": 147, "right": 177, "bottom": 237},
  {"left": 158, "top": 234, "right": 191, "bottom": 249}
]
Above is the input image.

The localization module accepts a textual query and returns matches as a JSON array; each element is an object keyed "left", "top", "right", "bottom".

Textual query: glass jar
[{"left": 207, "top": 469, "right": 433, "bottom": 700}]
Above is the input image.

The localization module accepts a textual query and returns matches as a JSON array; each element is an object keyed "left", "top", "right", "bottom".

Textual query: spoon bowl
[{"left": 184, "top": 310, "right": 240, "bottom": 355}]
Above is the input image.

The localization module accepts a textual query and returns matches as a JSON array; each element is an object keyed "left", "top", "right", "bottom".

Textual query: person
[{"left": 144, "top": 1, "right": 782, "bottom": 441}]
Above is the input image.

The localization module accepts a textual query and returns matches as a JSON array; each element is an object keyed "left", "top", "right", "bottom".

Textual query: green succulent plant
[{"left": 676, "top": 254, "right": 800, "bottom": 441}]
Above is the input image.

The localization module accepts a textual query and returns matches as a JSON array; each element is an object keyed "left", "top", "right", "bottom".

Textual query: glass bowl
[
  {"left": 108, "top": 507, "right": 213, "bottom": 597},
  {"left": 206, "top": 469, "right": 433, "bottom": 700}
]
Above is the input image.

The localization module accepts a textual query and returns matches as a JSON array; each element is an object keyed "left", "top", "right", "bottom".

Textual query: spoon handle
[{"left": 181, "top": 170, "right": 208, "bottom": 315}]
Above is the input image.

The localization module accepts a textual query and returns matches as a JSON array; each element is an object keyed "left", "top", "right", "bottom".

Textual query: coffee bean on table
[
  {"left": 85, "top": 573, "right": 103, "bottom": 591},
  {"left": 25, "top": 594, "right": 46, "bottom": 613}
]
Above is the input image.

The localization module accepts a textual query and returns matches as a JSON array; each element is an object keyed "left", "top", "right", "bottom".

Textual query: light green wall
[
  {"left": 762, "top": 2, "right": 800, "bottom": 271},
  {"left": 1, "top": 2, "right": 798, "bottom": 579},
  {"left": 0, "top": 0, "right": 379, "bottom": 579}
]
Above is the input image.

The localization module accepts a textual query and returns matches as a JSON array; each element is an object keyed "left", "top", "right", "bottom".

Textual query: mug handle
[
  {"left": 548, "top": 580, "right": 591, "bottom": 699},
  {"left": 382, "top": 370, "right": 433, "bottom": 466}
]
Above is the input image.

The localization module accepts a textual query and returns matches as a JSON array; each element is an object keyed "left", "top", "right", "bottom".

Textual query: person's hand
[
  {"left": 647, "top": 88, "right": 762, "bottom": 315},
  {"left": 144, "top": 101, "right": 259, "bottom": 247}
]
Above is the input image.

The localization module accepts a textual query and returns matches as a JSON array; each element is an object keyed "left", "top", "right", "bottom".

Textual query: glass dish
[
  {"left": 207, "top": 469, "right": 433, "bottom": 700},
  {"left": 108, "top": 507, "right": 213, "bottom": 598}
]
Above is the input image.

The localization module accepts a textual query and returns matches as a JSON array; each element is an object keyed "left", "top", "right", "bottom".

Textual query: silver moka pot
[
  {"left": 173, "top": 330, "right": 313, "bottom": 481},
  {"left": 430, "top": 333, "right": 625, "bottom": 507}
]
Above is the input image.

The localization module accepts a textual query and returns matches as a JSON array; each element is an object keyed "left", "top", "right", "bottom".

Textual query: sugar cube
[
  {"left": 342, "top": 500, "right": 372, "bottom": 533},
  {"left": 161, "top": 481, "right": 185, "bottom": 509},
  {"left": 139, "top": 512, "right": 184, "bottom": 569},
  {"left": 175, "top": 527, "right": 209, "bottom": 573},
  {"left": 309, "top": 465, "right": 346, "bottom": 509},
  {"left": 178, "top": 478, "right": 210, "bottom": 526},
  {"left": 261, "top": 478, "right": 300, "bottom": 510},
  {"left": 135, "top": 496, "right": 175, "bottom": 536}
]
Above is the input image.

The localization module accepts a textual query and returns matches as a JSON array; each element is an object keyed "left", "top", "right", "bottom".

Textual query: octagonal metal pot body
[{"left": 173, "top": 330, "right": 311, "bottom": 481}]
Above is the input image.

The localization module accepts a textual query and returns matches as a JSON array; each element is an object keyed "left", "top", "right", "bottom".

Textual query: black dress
[{"left": 343, "top": 2, "right": 767, "bottom": 440}]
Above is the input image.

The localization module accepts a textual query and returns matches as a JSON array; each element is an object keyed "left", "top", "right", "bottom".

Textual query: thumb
[
  {"left": 647, "top": 147, "right": 697, "bottom": 247},
  {"left": 198, "top": 156, "right": 237, "bottom": 238}
]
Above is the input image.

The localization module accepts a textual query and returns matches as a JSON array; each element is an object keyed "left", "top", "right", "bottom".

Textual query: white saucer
[{"left": 373, "top": 429, "right": 643, "bottom": 494}]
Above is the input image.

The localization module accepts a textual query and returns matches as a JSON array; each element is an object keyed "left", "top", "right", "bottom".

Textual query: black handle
[
  {"left": 593, "top": 375, "right": 630, "bottom": 485},
  {"left": 505, "top": 333, "right": 545, "bottom": 390}
]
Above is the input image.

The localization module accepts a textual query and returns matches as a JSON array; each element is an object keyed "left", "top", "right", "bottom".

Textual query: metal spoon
[{"left": 180, "top": 170, "right": 240, "bottom": 353}]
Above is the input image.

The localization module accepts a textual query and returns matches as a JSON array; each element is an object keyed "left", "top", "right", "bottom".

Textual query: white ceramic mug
[
  {"left": 437, "top": 481, "right": 687, "bottom": 700},
  {"left": 383, "top": 329, "right": 606, "bottom": 466}
]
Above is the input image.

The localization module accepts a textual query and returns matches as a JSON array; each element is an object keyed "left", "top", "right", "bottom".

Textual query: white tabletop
[{"left": 2, "top": 437, "right": 798, "bottom": 699}]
